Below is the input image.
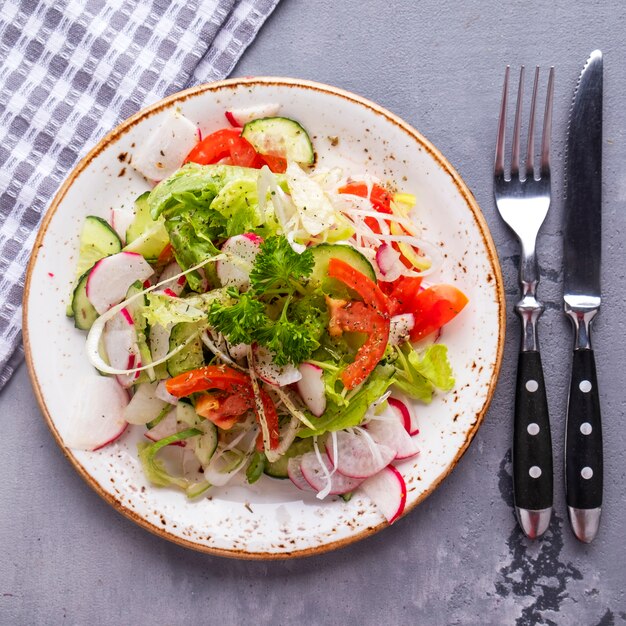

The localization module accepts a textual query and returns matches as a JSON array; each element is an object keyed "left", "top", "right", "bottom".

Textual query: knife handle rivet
[
  {"left": 529, "top": 466, "right": 542, "bottom": 478},
  {"left": 579, "top": 380, "right": 592, "bottom": 393},
  {"left": 581, "top": 466, "right": 594, "bottom": 480},
  {"left": 525, "top": 379, "right": 539, "bottom": 392},
  {"left": 580, "top": 422, "right": 593, "bottom": 435},
  {"left": 527, "top": 422, "right": 540, "bottom": 435}
]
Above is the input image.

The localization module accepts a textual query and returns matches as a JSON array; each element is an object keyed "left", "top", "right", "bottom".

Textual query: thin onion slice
[{"left": 247, "top": 346, "right": 273, "bottom": 460}]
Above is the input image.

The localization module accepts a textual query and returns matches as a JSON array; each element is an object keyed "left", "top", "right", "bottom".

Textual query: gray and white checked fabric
[{"left": 0, "top": 0, "right": 280, "bottom": 390}]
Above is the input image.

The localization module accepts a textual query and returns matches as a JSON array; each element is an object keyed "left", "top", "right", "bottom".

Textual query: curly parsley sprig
[{"left": 249, "top": 235, "right": 314, "bottom": 296}]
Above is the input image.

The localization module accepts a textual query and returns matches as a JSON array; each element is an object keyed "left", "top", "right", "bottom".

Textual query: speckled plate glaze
[{"left": 23, "top": 77, "right": 505, "bottom": 559}]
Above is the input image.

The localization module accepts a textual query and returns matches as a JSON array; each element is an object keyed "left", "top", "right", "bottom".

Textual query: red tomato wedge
[
  {"left": 195, "top": 392, "right": 253, "bottom": 430},
  {"left": 258, "top": 153, "right": 287, "bottom": 173},
  {"left": 338, "top": 182, "right": 392, "bottom": 213},
  {"left": 409, "top": 285, "right": 469, "bottom": 342},
  {"left": 340, "top": 309, "right": 389, "bottom": 389},
  {"left": 387, "top": 276, "right": 423, "bottom": 316},
  {"left": 327, "top": 258, "right": 389, "bottom": 315},
  {"left": 166, "top": 365, "right": 279, "bottom": 449},
  {"left": 326, "top": 260, "right": 391, "bottom": 389},
  {"left": 184, "top": 128, "right": 258, "bottom": 167}
]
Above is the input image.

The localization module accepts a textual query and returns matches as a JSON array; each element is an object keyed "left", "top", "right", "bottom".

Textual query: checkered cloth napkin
[{"left": 0, "top": 0, "right": 280, "bottom": 390}]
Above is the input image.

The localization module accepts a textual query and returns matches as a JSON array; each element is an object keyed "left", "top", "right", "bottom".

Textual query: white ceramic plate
[{"left": 23, "top": 78, "right": 504, "bottom": 559}]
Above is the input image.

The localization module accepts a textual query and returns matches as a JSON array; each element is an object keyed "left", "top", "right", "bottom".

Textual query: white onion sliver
[{"left": 313, "top": 436, "right": 333, "bottom": 500}]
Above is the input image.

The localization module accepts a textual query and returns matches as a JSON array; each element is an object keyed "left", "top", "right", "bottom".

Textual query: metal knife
[{"left": 563, "top": 50, "right": 603, "bottom": 543}]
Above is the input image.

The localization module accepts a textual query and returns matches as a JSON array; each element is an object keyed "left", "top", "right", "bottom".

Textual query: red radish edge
[
  {"left": 93, "top": 423, "right": 128, "bottom": 451},
  {"left": 296, "top": 362, "right": 326, "bottom": 417},
  {"left": 386, "top": 465, "right": 407, "bottom": 523},
  {"left": 224, "top": 111, "right": 240, "bottom": 127},
  {"left": 389, "top": 397, "right": 419, "bottom": 436},
  {"left": 375, "top": 243, "right": 399, "bottom": 275},
  {"left": 388, "top": 398, "right": 410, "bottom": 432}
]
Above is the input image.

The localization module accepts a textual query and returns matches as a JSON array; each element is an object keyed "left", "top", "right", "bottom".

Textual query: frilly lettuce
[{"left": 391, "top": 343, "right": 454, "bottom": 402}]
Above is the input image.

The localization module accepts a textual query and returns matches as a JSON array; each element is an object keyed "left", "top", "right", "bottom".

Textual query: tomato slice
[
  {"left": 326, "top": 295, "right": 390, "bottom": 390},
  {"left": 195, "top": 392, "right": 253, "bottom": 430},
  {"left": 387, "top": 276, "right": 423, "bottom": 316},
  {"left": 409, "top": 285, "right": 468, "bottom": 342},
  {"left": 340, "top": 311, "right": 390, "bottom": 389},
  {"left": 327, "top": 299, "right": 379, "bottom": 335},
  {"left": 165, "top": 365, "right": 280, "bottom": 449},
  {"left": 166, "top": 365, "right": 252, "bottom": 397},
  {"left": 184, "top": 128, "right": 259, "bottom": 167},
  {"left": 327, "top": 258, "right": 389, "bottom": 316},
  {"left": 258, "top": 153, "right": 287, "bottom": 173},
  {"left": 256, "top": 389, "right": 280, "bottom": 451}
]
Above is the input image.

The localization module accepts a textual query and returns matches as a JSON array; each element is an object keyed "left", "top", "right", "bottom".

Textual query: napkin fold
[{"left": 0, "top": 0, "right": 280, "bottom": 390}]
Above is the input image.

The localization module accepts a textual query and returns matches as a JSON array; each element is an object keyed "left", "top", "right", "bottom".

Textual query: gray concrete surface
[{"left": 2, "top": 1, "right": 625, "bottom": 624}]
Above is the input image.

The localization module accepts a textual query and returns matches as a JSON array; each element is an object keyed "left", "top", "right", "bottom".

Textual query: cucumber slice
[
  {"left": 67, "top": 216, "right": 122, "bottom": 317},
  {"left": 190, "top": 421, "right": 218, "bottom": 466},
  {"left": 310, "top": 243, "right": 376, "bottom": 285},
  {"left": 124, "top": 192, "right": 169, "bottom": 261},
  {"left": 264, "top": 437, "right": 315, "bottom": 479},
  {"left": 166, "top": 322, "right": 205, "bottom": 377},
  {"left": 241, "top": 117, "right": 314, "bottom": 165},
  {"left": 71, "top": 270, "right": 98, "bottom": 330},
  {"left": 76, "top": 216, "right": 122, "bottom": 278}
]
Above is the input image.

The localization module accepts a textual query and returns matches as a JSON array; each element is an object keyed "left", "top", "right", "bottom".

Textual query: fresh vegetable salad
[{"left": 67, "top": 105, "right": 468, "bottom": 523}]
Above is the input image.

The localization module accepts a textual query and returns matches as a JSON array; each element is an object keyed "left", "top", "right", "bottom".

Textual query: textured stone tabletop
[{"left": 2, "top": 1, "right": 625, "bottom": 624}]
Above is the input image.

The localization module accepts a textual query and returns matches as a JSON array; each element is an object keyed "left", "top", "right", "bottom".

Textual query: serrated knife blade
[{"left": 563, "top": 50, "right": 603, "bottom": 543}]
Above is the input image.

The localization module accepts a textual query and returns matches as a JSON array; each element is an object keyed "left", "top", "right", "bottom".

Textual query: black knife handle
[
  {"left": 565, "top": 348, "right": 603, "bottom": 509},
  {"left": 513, "top": 350, "right": 553, "bottom": 511}
]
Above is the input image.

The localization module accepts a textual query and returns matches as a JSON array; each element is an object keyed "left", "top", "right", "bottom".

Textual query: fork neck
[{"left": 515, "top": 243, "right": 544, "bottom": 352}]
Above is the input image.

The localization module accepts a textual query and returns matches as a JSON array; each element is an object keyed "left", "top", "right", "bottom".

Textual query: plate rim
[{"left": 22, "top": 76, "right": 506, "bottom": 560}]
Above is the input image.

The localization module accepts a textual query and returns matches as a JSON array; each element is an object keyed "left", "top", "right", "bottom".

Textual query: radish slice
[
  {"left": 110, "top": 207, "right": 134, "bottom": 244},
  {"left": 226, "top": 340, "right": 248, "bottom": 361},
  {"left": 365, "top": 410, "right": 420, "bottom": 460},
  {"left": 388, "top": 397, "right": 419, "bottom": 436},
  {"left": 86, "top": 251, "right": 153, "bottom": 314},
  {"left": 287, "top": 457, "right": 315, "bottom": 491},
  {"left": 375, "top": 243, "right": 400, "bottom": 275},
  {"left": 158, "top": 262, "right": 185, "bottom": 295},
  {"left": 253, "top": 345, "right": 302, "bottom": 387},
  {"left": 155, "top": 380, "right": 178, "bottom": 405},
  {"left": 217, "top": 233, "right": 262, "bottom": 289},
  {"left": 296, "top": 362, "right": 326, "bottom": 416},
  {"left": 225, "top": 103, "right": 281, "bottom": 126},
  {"left": 389, "top": 313, "right": 415, "bottom": 345},
  {"left": 103, "top": 308, "right": 141, "bottom": 388},
  {"left": 124, "top": 382, "right": 168, "bottom": 425},
  {"left": 63, "top": 375, "right": 129, "bottom": 451},
  {"left": 326, "top": 429, "right": 395, "bottom": 479},
  {"left": 132, "top": 110, "right": 199, "bottom": 181},
  {"left": 361, "top": 465, "right": 407, "bottom": 523},
  {"left": 299, "top": 452, "right": 362, "bottom": 495}
]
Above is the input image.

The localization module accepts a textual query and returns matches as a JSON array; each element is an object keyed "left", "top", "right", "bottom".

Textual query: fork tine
[
  {"left": 511, "top": 66, "right": 525, "bottom": 179},
  {"left": 540, "top": 66, "right": 555, "bottom": 176},
  {"left": 494, "top": 66, "right": 509, "bottom": 178},
  {"left": 526, "top": 67, "right": 540, "bottom": 180}
]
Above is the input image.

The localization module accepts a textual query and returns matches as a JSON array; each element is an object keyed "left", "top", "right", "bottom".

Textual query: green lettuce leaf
[
  {"left": 148, "top": 164, "right": 262, "bottom": 290},
  {"left": 137, "top": 428, "right": 202, "bottom": 489},
  {"left": 142, "top": 292, "right": 206, "bottom": 327},
  {"left": 391, "top": 343, "right": 454, "bottom": 402},
  {"left": 298, "top": 366, "right": 394, "bottom": 437}
]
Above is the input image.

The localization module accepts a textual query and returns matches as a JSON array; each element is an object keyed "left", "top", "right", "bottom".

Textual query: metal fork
[{"left": 494, "top": 65, "right": 555, "bottom": 539}]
